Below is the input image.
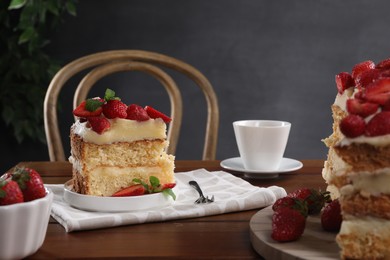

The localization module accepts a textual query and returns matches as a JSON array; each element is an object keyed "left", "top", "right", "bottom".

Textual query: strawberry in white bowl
[{"left": 0, "top": 167, "right": 53, "bottom": 259}]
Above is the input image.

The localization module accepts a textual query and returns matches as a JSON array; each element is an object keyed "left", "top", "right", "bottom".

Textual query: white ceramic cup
[{"left": 233, "top": 120, "right": 291, "bottom": 171}]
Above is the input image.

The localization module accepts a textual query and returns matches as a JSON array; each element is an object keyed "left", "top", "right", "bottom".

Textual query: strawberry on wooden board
[
  {"left": 352, "top": 60, "right": 375, "bottom": 80},
  {"left": 145, "top": 106, "right": 172, "bottom": 123},
  {"left": 0, "top": 180, "right": 24, "bottom": 205},
  {"left": 271, "top": 207, "right": 306, "bottom": 242},
  {"left": 126, "top": 104, "right": 150, "bottom": 121},
  {"left": 365, "top": 111, "right": 390, "bottom": 137},
  {"left": 73, "top": 99, "right": 104, "bottom": 118},
  {"left": 339, "top": 114, "right": 366, "bottom": 138},
  {"left": 272, "top": 196, "right": 308, "bottom": 217},
  {"left": 287, "top": 188, "right": 330, "bottom": 215},
  {"left": 103, "top": 100, "right": 128, "bottom": 119},
  {"left": 321, "top": 199, "right": 342, "bottom": 232},
  {"left": 112, "top": 184, "right": 147, "bottom": 197},
  {"left": 87, "top": 116, "right": 111, "bottom": 134},
  {"left": 11, "top": 167, "right": 46, "bottom": 202},
  {"left": 335, "top": 72, "right": 354, "bottom": 94},
  {"left": 346, "top": 99, "right": 379, "bottom": 118}
]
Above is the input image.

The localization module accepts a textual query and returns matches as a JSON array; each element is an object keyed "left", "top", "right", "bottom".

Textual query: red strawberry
[
  {"left": 11, "top": 167, "right": 45, "bottom": 202},
  {"left": 0, "top": 180, "right": 24, "bottom": 205},
  {"left": 321, "top": 199, "right": 342, "bottom": 232},
  {"left": 126, "top": 104, "right": 150, "bottom": 121},
  {"left": 335, "top": 72, "right": 354, "bottom": 94},
  {"left": 376, "top": 58, "right": 390, "bottom": 70},
  {"left": 288, "top": 188, "right": 330, "bottom": 215},
  {"left": 352, "top": 60, "right": 375, "bottom": 80},
  {"left": 103, "top": 100, "right": 127, "bottom": 119},
  {"left": 73, "top": 99, "right": 104, "bottom": 118},
  {"left": 365, "top": 111, "right": 390, "bottom": 137},
  {"left": 161, "top": 183, "right": 176, "bottom": 190},
  {"left": 272, "top": 196, "right": 308, "bottom": 217},
  {"left": 339, "top": 114, "right": 366, "bottom": 138},
  {"left": 145, "top": 106, "right": 172, "bottom": 123},
  {"left": 87, "top": 116, "right": 111, "bottom": 134},
  {"left": 363, "top": 78, "right": 390, "bottom": 105},
  {"left": 346, "top": 99, "right": 379, "bottom": 118},
  {"left": 271, "top": 207, "right": 306, "bottom": 242},
  {"left": 355, "top": 69, "right": 381, "bottom": 89},
  {"left": 112, "top": 184, "right": 147, "bottom": 197}
]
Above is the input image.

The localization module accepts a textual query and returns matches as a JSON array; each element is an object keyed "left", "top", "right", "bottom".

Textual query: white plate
[
  {"left": 220, "top": 157, "right": 303, "bottom": 178},
  {"left": 63, "top": 180, "right": 177, "bottom": 212}
]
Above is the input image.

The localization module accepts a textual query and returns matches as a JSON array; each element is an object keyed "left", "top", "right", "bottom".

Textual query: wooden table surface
[{"left": 15, "top": 159, "right": 326, "bottom": 259}]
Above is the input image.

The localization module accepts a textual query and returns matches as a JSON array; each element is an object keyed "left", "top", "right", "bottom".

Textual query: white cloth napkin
[{"left": 46, "top": 169, "right": 286, "bottom": 232}]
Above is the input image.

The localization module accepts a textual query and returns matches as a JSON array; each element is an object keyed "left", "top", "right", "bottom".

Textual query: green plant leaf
[
  {"left": 85, "top": 99, "right": 104, "bottom": 111},
  {"left": 8, "top": 0, "right": 27, "bottom": 10},
  {"left": 66, "top": 1, "right": 77, "bottom": 16},
  {"left": 18, "top": 27, "right": 36, "bottom": 44},
  {"left": 162, "top": 189, "right": 176, "bottom": 200},
  {"left": 149, "top": 176, "right": 160, "bottom": 189}
]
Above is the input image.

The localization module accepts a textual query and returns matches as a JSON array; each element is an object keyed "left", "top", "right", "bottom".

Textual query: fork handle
[{"left": 188, "top": 180, "right": 205, "bottom": 197}]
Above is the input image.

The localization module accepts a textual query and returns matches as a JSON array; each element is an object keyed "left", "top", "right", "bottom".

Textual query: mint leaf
[
  {"left": 132, "top": 178, "right": 150, "bottom": 193},
  {"left": 104, "top": 88, "right": 120, "bottom": 101},
  {"left": 162, "top": 189, "right": 176, "bottom": 200},
  {"left": 85, "top": 99, "right": 103, "bottom": 112},
  {"left": 149, "top": 176, "right": 160, "bottom": 190}
]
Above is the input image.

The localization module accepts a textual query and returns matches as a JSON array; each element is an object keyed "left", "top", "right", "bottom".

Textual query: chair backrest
[{"left": 44, "top": 50, "right": 219, "bottom": 161}]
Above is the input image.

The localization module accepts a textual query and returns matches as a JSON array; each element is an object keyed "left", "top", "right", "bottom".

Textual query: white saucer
[
  {"left": 220, "top": 157, "right": 303, "bottom": 178},
  {"left": 63, "top": 180, "right": 177, "bottom": 212}
]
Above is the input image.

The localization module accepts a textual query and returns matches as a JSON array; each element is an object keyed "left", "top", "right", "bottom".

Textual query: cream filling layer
[
  {"left": 73, "top": 118, "right": 167, "bottom": 144},
  {"left": 339, "top": 217, "right": 390, "bottom": 236},
  {"left": 339, "top": 168, "right": 390, "bottom": 195}
]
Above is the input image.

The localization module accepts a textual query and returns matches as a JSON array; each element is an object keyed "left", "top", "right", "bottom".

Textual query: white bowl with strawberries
[{"left": 0, "top": 167, "right": 53, "bottom": 260}]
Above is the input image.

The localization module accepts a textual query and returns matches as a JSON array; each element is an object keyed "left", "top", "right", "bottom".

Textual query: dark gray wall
[{"left": 2, "top": 0, "right": 390, "bottom": 172}]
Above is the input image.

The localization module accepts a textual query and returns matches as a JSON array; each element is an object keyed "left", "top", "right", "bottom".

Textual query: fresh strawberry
[
  {"left": 346, "top": 99, "right": 379, "bottom": 118},
  {"left": 272, "top": 196, "right": 308, "bottom": 217},
  {"left": 339, "top": 114, "right": 366, "bottom": 138},
  {"left": 103, "top": 100, "right": 127, "bottom": 119},
  {"left": 145, "top": 106, "right": 172, "bottom": 123},
  {"left": 0, "top": 179, "right": 24, "bottom": 205},
  {"left": 111, "top": 184, "right": 147, "bottom": 197},
  {"left": 73, "top": 99, "right": 104, "bottom": 118},
  {"left": 355, "top": 69, "right": 381, "bottom": 89},
  {"left": 321, "top": 199, "right": 342, "bottom": 232},
  {"left": 126, "top": 104, "right": 150, "bottom": 121},
  {"left": 87, "top": 116, "right": 111, "bottom": 134},
  {"left": 363, "top": 78, "right": 390, "bottom": 105},
  {"left": 288, "top": 188, "right": 330, "bottom": 215},
  {"left": 352, "top": 60, "right": 375, "bottom": 80},
  {"left": 365, "top": 111, "right": 390, "bottom": 137},
  {"left": 161, "top": 183, "right": 176, "bottom": 190},
  {"left": 11, "top": 167, "right": 45, "bottom": 202},
  {"left": 335, "top": 72, "right": 354, "bottom": 94},
  {"left": 271, "top": 207, "right": 306, "bottom": 242},
  {"left": 376, "top": 58, "right": 390, "bottom": 70}
]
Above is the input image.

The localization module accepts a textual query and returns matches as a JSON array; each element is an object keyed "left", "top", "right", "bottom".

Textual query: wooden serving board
[{"left": 249, "top": 206, "right": 340, "bottom": 260}]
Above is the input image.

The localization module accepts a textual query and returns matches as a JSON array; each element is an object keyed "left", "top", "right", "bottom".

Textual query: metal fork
[{"left": 189, "top": 180, "right": 214, "bottom": 204}]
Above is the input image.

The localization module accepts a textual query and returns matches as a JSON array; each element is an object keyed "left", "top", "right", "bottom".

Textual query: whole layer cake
[
  {"left": 69, "top": 89, "right": 175, "bottom": 197},
  {"left": 322, "top": 58, "right": 390, "bottom": 259}
]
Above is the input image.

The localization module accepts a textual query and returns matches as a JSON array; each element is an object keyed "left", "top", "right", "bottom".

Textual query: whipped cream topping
[{"left": 72, "top": 118, "right": 167, "bottom": 145}]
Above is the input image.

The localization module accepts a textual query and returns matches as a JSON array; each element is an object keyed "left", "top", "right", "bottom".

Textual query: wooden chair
[{"left": 44, "top": 50, "right": 219, "bottom": 161}]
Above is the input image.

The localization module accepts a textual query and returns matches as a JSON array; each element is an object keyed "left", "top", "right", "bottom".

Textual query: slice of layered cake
[
  {"left": 69, "top": 89, "right": 175, "bottom": 197},
  {"left": 323, "top": 58, "right": 390, "bottom": 259}
]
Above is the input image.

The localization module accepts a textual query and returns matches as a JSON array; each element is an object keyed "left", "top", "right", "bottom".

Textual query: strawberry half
[
  {"left": 11, "top": 167, "right": 46, "bottom": 202},
  {"left": 365, "top": 111, "right": 390, "bottom": 137},
  {"left": 0, "top": 179, "right": 24, "bottom": 205},
  {"left": 363, "top": 78, "right": 390, "bottom": 105},
  {"left": 339, "top": 114, "right": 366, "bottom": 138},
  {"left": 145, "top": 106, "right": 172, "bottom": 123},
  {"left": 335, "top": 72, "right": 354, "bottom": 94},
  {"left": 112, "top": 184, "right": 147, "bottom": 197},
  {"left": 103, "top": 100, "right": 128, "bottom": 119},
  {"left": 87, "top": 116, "right": 111, "bottom": 134},
  {"left": 126, "top": 104, "right": 150, "bottom": 121},
  {"left": 352, "top": 60, "right": 375, "bottom": 80},
  {"left": 355, "top": 69, "right": 382, "bottom": 89},
  {"left": 73, "top": 99, "right": 104, "bottom": 118},
  {"left": 376, "top": 58, "right": 390, "bottom": 70},
  {"left": 346, "top": 99, "right": 379, "bottom": 118}
]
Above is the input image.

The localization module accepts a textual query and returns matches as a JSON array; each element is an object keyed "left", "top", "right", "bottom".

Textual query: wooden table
[{"left": 15, "top": 160, "right": 326, "bottom": 259}]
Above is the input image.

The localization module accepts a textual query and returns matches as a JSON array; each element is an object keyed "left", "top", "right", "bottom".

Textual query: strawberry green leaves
[{"left": 133, "top": 176, "right": 176, "bottom": 200}]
